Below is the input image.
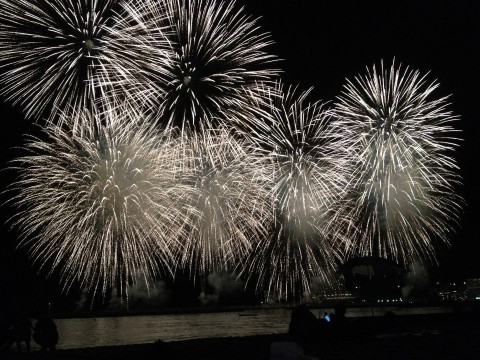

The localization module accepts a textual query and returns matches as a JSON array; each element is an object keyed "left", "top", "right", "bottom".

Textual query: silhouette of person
[
  {"left": 329, "top": 303, "right": 351, "bottom": 338},
  {"left": 6, "top": 312, "right": 32, "bottom": 352},
  {"left": 329, "top": 303, "right": 347, "bottom": 323},
  {"left": 33, "top": 315, "right": 58, "bottom": 352},
  {"left": 288, "top": 305, "right": 320, "bottom": 344}
]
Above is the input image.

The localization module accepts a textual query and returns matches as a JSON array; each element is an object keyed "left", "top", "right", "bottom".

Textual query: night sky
[{"left": 0, "top": 0, "right": 479, "bottom": 314}]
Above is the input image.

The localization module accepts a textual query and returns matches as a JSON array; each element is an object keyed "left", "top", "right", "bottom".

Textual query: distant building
[
  {"left": 316, "top": 290, "right": 358, "bottom": 304},
  {"left": 434, "top": 281, "right": 465, "bottom": 302},
  {"left": 306, "top": 274, "right": 358, "bottom": 305},
  {"left": 465, "top": 278, "right": 480, "bottom": 301}
]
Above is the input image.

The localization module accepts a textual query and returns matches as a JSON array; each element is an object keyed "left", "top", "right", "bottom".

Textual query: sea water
[{"left": 29, "top": 306, "right": 454, "bottom": 350}]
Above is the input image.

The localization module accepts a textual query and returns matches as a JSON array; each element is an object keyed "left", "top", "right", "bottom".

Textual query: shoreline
[
  {"left": 51, "top": 303, "right": 462, "bottom": 319},
  {"left": 2, "top": 310, "right": 480, "bottom": 359},
  {"left": 50, "top": 302, "right": 467, "bottom": 319}
]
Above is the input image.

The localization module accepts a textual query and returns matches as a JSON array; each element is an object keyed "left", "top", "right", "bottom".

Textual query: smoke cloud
[
  {"left": 401, "top": 261, "right": 430, "bottom": 299},
  {"left": 199, "top": 272, "right": 244, "bottom": 306},
  {"left": 109, "top": 278, "right": 171, "bottom": 310}
]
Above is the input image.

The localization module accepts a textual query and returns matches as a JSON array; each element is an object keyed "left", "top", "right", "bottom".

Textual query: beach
[{"left": 2, "top": 310, "right": 480, "bottom": 359}]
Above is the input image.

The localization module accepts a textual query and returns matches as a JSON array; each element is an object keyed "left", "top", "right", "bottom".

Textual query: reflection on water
[{"left": 30, "top": 306, "right": 454, "bottom": 350}]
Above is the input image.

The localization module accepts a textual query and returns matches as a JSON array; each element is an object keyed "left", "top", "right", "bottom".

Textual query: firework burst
[
  {"left": 93, "top": 0, "right": 173, "bottom": 112},
  {"left": 236, "top": 82, "right": 352, "bottom": 301},
  {"left": 332, "top": 60, "right": 464, "bottom": 264},
  {"left": 170, "top": 126, "right": 272, "bottom": 279},
  {"left": 7, "top": 105, "right": 186, "bottom": 299},
  {"left": 0, "top": 0, "right": 144, "bottom": 122},
  {"left": 96, "top": 0, "right": 280, "bottom": 132}
]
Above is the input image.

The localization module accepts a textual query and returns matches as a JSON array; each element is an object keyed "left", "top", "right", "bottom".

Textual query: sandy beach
[{"left": 2, "top": 310, "right": 480, "bottom": 359}]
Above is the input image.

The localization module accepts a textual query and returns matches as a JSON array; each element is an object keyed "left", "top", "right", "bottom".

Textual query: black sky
[{"left": 0, "top": 0, "right": 479, "bottom": 313}]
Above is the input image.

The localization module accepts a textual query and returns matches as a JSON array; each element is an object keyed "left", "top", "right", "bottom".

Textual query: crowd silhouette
[
  {"left": 271, "top": 303, "right": 357, "bottom": 360},
  {"left": 1, "top": 307, "right": 58, "bottom": 354}
]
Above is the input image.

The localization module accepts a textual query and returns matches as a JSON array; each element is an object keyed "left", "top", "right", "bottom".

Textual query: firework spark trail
[
  {"left": 168, "top": 126, "right": 272, "bottom": 279},
  {"left": 332, "top": 60, "right": 464, "bottom": 265},
  {"left": 0, "top": 0, "right": 130, "bottom": 122},
  {"left": 93, "top": 0, "right": 173, "bottom": 115},
  {"left": 6, "top": 104, "right": 187, "bottom": 299},
  {"left": 96, "top": 0, "right": 281, "bottom": 133},
  {"left": 234, "top": 82, "right": 352, "bottom": 301}
]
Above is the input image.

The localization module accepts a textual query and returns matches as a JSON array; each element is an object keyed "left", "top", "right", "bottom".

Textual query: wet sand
[{"left": 2, "top": 311, "right": 480, "bottom": 359}]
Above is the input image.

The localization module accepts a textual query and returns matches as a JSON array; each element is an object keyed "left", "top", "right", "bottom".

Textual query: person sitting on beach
[
  {"left": 269, "top": 306, "right": 322, "bottom": 360},
  {"left": 329, "top": 303, "right": 352, "bottom": 338},
  {"left": 33, "top": 315, "right": 58, "bottom": 352},
  {"left": 288, "top": 305, "right": 321, "bottom": 344},
  {"left": 329, "top": 304, "right": 347, "bottom": 324},
  {"left": 4, "top": 313, "right": 33, "bottom": 353}
]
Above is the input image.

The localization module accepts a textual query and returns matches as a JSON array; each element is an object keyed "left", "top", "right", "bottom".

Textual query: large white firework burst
[
  {"left": 332, "top": 60, "right": 464, "bottom": 265},
  {"left": 170, "top": 126, "right": 272, "bottom": 279},
  {"left": 235, "top": 82, "right": 352, "bottom": 301},
  {"left": 7, "top": 105, "right": 186, "bottom": 299},
  {"left": 96, "top": 0, "right": 280, "bottom": 132},
  {"left": 0, "top": 0, "right": 148, "bottom": 122},
  {"left": 93, "top": 0, "right": 173, "bottom": 111}
]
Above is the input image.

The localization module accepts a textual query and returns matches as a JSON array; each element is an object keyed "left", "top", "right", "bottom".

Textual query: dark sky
[{"left": 0, "top": 0, "right": 479, "bottom": 313}]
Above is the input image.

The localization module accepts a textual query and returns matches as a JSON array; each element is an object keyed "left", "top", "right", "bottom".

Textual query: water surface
[{"left": 29, "top": 306, "right": 454, "bottom": 350}]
